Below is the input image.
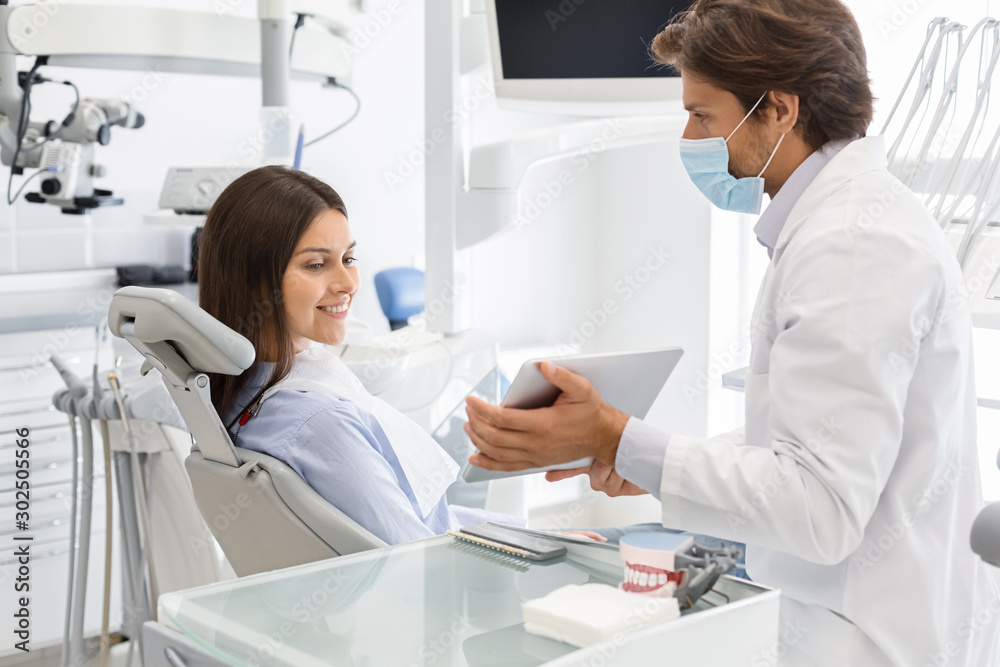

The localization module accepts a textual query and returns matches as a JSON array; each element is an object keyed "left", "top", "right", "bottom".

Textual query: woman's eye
[
  {"left": 344, "top": 257, "right": 357, "bottom": 266},
  {"left": 307, "top": 263, "right": 324, "bottom": 270}
]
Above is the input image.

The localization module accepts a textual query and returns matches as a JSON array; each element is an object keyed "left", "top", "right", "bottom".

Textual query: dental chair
[
  {"left": 108, "top": 286, "right": 386, "bottom": 577},
  {"left": 971, "top": 447, "right": 1000, "bottom": 569}
]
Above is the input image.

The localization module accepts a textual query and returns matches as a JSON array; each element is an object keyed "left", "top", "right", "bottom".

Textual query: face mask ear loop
[
  {"left": 756, "top": 131, "right": 788, "bottom": 178},
  {"left": 725, "top": 92, "right": 769, "bottom": 143}
]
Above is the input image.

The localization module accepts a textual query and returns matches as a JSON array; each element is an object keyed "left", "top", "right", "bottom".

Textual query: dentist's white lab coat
[{"left": 639, "top": 136, "right": 1000, "bottom": 665}]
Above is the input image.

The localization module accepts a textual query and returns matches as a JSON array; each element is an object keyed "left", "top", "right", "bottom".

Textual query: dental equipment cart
[{"left": 143, "top": 534, "right": 779, "bottom": 666}]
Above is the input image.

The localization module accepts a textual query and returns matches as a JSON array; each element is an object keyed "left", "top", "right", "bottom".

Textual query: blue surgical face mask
[{"left": 679, "top": 92, "right": 787, "bottom": 215}]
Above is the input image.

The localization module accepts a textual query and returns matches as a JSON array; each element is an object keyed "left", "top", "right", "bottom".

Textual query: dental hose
[
  {"left": 59, "top": 414, "right": 79, "bottom": 667},
  {"left": 95, "top": 327, "right": 113, "bottom": 667},
  {"left": 52, "top": 352, "right": 92, "bottom": 667},
  {"left": 109, "top": 372, "right": 149, "bottom": 667},
  {"left": 99, "top": 418, "right": 113, "bottom": 667},
  {"left": 69, "top": 414, "right": 94, "bottom": 662}
]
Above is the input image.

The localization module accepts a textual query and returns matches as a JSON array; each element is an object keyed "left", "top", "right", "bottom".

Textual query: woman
[{"left": 197, "top": 166, "right": 530, "bottom": 544}]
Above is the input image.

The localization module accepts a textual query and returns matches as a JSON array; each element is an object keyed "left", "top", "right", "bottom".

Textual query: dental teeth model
[
  {"left": 619, "top": 533, "right": 693, "bottom": 597},
  {"left": 619, "top": 532, "right": 745, "bottom": 609}
]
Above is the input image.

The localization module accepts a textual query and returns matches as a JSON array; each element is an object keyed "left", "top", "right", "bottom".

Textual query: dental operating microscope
[
  {"left": 0, "top": 0, "right": 357, "bottom": 214},
  {"left": 0, "top": 2, "right": 145, "bottom": 213}
]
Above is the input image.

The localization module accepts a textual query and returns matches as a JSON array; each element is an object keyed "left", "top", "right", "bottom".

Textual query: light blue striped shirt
[{"left": 224, "top": 369, "right": 521, "bottom": 545}]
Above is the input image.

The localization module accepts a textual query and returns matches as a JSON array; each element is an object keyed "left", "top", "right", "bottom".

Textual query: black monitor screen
[{"left": 494, "top": 0, "right": 693, "bottom": 80}]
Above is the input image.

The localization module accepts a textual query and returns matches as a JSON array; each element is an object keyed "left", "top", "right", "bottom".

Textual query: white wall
[{"left": 849, "top": 0, "right": 992, "bottom": 130}]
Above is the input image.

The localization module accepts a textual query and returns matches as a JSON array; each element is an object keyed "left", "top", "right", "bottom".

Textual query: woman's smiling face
[{"left": 281, "top": 208, "right": 359, "bottom": 351}]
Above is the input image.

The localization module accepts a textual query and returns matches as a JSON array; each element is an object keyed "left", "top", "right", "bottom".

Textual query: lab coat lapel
[
  {"left": 771, "top": 136, "right": 888, "bottom": 265},
  {"left": 744, "top": 137, "right": 889, "bottom": 452}
]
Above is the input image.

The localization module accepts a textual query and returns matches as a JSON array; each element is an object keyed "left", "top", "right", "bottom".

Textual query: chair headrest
[{"left": 108, "top": 286, "right": 255, "bottom": 375}]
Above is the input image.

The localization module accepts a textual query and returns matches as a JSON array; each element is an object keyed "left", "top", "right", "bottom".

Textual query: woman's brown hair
[
  {"left": 652, "top": 0, "right": 874, "bottom": 150},
  {"left": 198, "top": 165, "right": 348, "bottom": 428}
]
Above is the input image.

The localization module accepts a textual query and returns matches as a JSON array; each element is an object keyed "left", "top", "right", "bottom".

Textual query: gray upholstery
[
  {"left": 109, "top": 286, "right": 386, "bottom": 577},
  {"left": 971, "top": 449, "right": 1000, "bottom": 569},
  {"left": 186, "top": 448, "right": 385, "bottom": 576},
  {"left": 971, "top": 502, "right": 1000, "bottom": 568},
  {"left": 109, "top": 286, "right": 255, "bottom": 376}
]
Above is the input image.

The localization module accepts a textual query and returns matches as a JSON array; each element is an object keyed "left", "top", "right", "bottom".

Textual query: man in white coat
[{"left": 463, "top": 0, "right": 1000, "bottom": 664}]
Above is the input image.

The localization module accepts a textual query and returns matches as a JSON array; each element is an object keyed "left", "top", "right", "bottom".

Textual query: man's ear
[{"left": 768, "top": 91, "right": 800, "bottom": 134}]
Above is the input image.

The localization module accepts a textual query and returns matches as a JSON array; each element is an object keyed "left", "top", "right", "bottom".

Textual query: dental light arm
[
  {"left": 456, "top": 115, "right": 685, "bottom": 249},
  {"left": 0, "top": 1, "right": 358, "bottom": 212}
]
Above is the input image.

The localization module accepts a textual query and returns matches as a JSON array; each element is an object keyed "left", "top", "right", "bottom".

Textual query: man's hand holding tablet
[{"left": 462, "top": 348, "right": 683, "bottom": 483}]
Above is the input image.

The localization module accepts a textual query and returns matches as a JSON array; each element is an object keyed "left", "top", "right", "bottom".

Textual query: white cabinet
[{"left": 0, "top": 326, "right": 121, "bottom": 658}]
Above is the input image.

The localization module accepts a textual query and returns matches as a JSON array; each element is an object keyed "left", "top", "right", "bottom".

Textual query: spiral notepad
[{"left": 447, "top": 524, "right": 567, "bottom": 561}]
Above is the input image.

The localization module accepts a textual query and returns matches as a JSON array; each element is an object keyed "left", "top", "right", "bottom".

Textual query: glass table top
[{"left": 159, "top": 535, "right": 768, "bottom": 667}]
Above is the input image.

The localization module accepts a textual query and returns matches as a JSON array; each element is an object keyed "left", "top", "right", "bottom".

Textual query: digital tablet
[{"left": 462, "top": 347, "right": 683, "bottom": 482}]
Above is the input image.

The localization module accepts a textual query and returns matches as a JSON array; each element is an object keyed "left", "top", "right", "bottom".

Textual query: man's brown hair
[{"left": 652, "top": 0, "right": 874, "bottom": 150}]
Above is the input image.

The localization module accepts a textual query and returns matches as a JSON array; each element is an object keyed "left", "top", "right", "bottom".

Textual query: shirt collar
[{"left": 754, "top": 138, "right": 853, "bottom": 257}]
